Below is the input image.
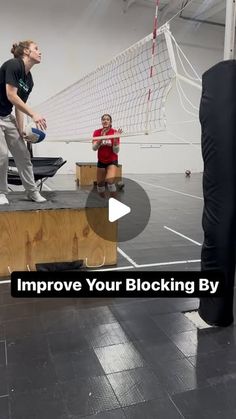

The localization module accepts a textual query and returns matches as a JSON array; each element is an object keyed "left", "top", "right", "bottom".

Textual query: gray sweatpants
[{"left": 0, "top": 114, "right": 37, "bottom": 194}]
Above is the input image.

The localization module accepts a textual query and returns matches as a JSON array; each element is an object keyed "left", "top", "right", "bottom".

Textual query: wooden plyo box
[
  {"left": 76, "top": 162, "right": 122, "bottom": 186},
  {"left": 0, "top": 198, "right": 117, "bottom": 278}
]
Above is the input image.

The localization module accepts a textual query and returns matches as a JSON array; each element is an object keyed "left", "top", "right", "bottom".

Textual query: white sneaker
[
  {"left": 27, "top": 191, "right": 46, "bottom": 203},
  {"left": 0, "top": 194, "right": 9, "bottom": 205}
]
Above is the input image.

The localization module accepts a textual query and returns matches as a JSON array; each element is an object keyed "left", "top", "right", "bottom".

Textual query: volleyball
[{"left": 24, "top": 122, "right": 46, "bottom": 143}]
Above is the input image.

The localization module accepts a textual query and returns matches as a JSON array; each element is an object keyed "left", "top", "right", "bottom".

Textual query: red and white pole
[{"left": 145, "top": 0, "right": 160, "bottom": 134}]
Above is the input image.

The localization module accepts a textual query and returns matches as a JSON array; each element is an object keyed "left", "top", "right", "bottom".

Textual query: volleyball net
[{"left": 36, "top": 24, "right": 201, "bottom": 143}]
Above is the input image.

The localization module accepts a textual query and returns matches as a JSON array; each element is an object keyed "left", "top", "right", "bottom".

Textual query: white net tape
[{"left": 36, "top": 25, "right": 175, "bottom": 142}]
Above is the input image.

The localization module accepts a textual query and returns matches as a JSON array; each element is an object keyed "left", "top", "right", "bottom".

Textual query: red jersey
[{"left": 93, "top": 128, "right": 120, "bottom": 163}]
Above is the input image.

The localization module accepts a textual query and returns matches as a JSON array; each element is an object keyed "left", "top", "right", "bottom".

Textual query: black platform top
[
  {"left": 0, "top": 190, "right": 107, "bottom": 212},
  {"left": 76, "top": 162, "right": 122, "bottom": 167}
]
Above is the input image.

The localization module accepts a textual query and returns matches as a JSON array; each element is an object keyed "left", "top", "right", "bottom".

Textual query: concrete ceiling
[{"left": 123, "top": 0, "right": 227, "bottom": 26}]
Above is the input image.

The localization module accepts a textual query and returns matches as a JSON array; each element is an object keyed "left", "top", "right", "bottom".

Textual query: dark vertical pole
[{"left": 199, "top": 61, "right": 236, "bottom": 326}]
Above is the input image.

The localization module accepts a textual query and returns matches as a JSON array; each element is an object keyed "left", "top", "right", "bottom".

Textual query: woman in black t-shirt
[{"left": 0, "top": 40, "right": 47, "bottom": 205}]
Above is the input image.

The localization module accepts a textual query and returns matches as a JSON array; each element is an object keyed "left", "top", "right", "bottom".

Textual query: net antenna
[{"left": 36, "top": 6, "right": 202, "bottom": 143}]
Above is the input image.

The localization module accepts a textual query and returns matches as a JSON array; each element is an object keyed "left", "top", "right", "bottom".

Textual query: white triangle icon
[{"left": 108, "top": 198, "right": 131, "bottom": 222}]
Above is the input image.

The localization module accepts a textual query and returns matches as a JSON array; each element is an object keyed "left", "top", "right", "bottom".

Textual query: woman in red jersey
[{"left": 92, "top": 114, "right": 122, "bottom": 197}]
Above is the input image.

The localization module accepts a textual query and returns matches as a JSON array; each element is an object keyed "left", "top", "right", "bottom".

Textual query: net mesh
[{"left": 36, "top": 26, "right": 175, "bottom": 141}]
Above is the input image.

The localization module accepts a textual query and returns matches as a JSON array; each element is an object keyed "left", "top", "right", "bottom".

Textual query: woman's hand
[
  {"left": 92, "top": 139, "right": 102, "bottom": 150},
  {"left": 20, "top": 130, "right": 27, "bottom": 139},
  {"left": 32, "top": 113, "right": 47, "bottom": 130},
  {"left": 101, "top": 128, "right": 110, "bottom": 136}
]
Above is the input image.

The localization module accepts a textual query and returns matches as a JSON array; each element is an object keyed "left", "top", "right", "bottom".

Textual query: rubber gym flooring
[{"left": 0, "top": 173, "right": 236, "bottom": 419}]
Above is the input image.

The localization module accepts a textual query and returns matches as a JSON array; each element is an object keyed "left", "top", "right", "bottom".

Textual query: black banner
[{"left": 11, "top": 270, "right": 226, "bottom": 298}]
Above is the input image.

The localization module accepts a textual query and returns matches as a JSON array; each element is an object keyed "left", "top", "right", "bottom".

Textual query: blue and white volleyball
[{"left": 24, "top": 122, "right": 46, "bottom": 143}]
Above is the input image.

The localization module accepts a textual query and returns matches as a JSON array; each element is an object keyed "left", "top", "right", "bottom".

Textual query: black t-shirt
[{"left": 0, "top": 58, "right": 34, "bottom": 116}]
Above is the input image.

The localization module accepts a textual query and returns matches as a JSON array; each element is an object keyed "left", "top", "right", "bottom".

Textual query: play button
[
  {"left": 109, "top": 198, "right": 131, "bottom": 222},
  {"left": 85, "top": 177, "right": 151, "bottom": 242}
]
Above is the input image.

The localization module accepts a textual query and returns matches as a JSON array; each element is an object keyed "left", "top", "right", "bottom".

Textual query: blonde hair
[{"left": 11, "top": 40, "right": 34, "bottom": 58}]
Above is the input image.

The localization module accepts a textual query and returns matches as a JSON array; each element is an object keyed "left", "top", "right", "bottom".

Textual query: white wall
[{"left": 0, "top": 0, "right": 225, "bottom": 174}]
